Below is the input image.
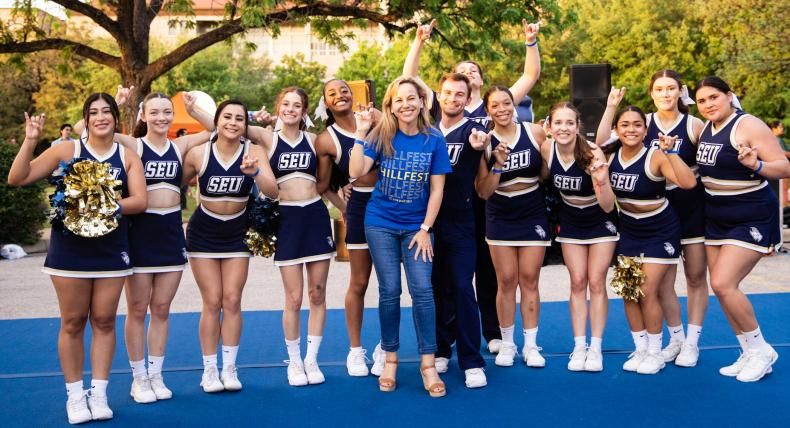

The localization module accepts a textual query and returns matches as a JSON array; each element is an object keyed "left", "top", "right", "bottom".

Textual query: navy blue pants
[
  {"left": 474, "top": 195, "right": 500, "bottom": 343},
  {"left": 433, "top": 216, "right": 486, "bottom": 370}
]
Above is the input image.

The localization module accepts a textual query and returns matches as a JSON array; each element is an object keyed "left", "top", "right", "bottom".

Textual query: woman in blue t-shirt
[{"left": 350, "top": 76, "right": 452, "bottom": 398}]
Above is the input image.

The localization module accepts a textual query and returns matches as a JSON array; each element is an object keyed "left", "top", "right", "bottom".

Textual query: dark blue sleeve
[
  {"left": 430, "top": 133, "right": 453, "bottom": 175},
  {"left": 363, "top": 142, "right": 379, "bottom": 162}
]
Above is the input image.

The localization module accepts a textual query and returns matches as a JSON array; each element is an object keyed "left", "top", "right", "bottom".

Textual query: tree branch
[
  {"left": 0, "top": 38, "right": 120, "bottom": 69},
  {"left": 49, "top": 0, "right": 120, "bottom": 38},
  {"left": 146, "top": 0, "right": 165, "bottom": 23}
]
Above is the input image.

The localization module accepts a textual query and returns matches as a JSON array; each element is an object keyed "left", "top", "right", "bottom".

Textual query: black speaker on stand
[{"left": 570, "top": 64, "right": 612, "bottom": 141}]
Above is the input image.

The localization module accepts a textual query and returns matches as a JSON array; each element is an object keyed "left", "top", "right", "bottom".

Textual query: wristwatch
[{"left": 420, "top": 223, "right": 433, "bottom": 233}]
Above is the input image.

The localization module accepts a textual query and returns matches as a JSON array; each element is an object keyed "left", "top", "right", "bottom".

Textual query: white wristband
[{"left": 420, "top": 224, "right": 431, "bottom": 232}]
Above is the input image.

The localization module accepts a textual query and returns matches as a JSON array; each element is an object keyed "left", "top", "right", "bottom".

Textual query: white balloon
[{"left": 188, "top": 90, "right": 217, "bottom": 116}]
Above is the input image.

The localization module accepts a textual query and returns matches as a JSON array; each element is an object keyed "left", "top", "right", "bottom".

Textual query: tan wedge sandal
[
  {"left": 378, "top": 358, "right": 398, "bottom": 392},
  {"left": 420, "top": 365, "right": 446, "bottom": 398}
]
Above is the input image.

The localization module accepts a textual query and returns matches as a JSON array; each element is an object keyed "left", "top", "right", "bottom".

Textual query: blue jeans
[{"left": 365, "top": 225, "right": 437, "bottom": 355}]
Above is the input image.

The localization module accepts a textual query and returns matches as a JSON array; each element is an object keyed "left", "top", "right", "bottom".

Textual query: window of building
[{"left": 310, "top": 41, "right": 338, "bottom": 56}]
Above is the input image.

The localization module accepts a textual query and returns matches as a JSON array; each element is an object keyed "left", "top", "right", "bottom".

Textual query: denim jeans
[{"left": 365, "top": 225, "right": 437, "bottom": 355}]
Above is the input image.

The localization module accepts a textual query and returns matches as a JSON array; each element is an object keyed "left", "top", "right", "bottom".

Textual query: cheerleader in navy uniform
[
  {"left": 542, "top": 102, "right": 617, "bottom": 372},
  {"left": 643, "top": 71, "right": 709, "bottom": 367},
  {"left": 8, "top": 94, "right": 147, "bottom": 424},
  {"left": 694, "top": 76, "right": 790, "bottom": 382},
  {"left": 182, "top": 100, "right": 278, "bottom": 393},
  {"left": 596, "top": 89, "right": 697, "bottom": 374},
  {"left": 476, "top": 86, "right": 549, "bottom": 368}
]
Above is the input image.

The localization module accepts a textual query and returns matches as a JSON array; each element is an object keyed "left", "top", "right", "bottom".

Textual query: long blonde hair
[{"left": 367, "top": 76, "right": 432, "bottom": 158}]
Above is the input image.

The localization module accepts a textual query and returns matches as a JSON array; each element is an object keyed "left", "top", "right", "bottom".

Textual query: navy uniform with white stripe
[
  {"left": 645, "top": 113, "right": 706, "bottom": 244},
  {"left": 43, "top": 140, "right": 132, "bottom": 277},
  {"left": 128, "top": 138, "right": 187, "bottom": 272},
  {"left": 327, "top": 123, "right": 372, "bottom": 250},
  {"left": 549, "top": 141, "right": 619, "bottom": 244},
  {"left": 269, "top": 131, "right": 335, "bottom": 266},
  {"left": 609, "top": 146, "right": 680, "bottom": 263},
  {"left": 485, "top": 122, "right": 550, "bottom": 246},
  {"left": 697, "top": 111, "right": 781, "bottom": 252},
  {"left": 186, "top": 140, "right": 254, "bottom": 258}
]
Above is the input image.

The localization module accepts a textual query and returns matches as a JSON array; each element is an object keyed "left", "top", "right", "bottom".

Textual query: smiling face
[
  {"left": 651, "top": 76, "right": 682, "bottom": 113},
  {"left": 486, "top": 89, "right": 515, "bottom": 128},
  {"left": 695, "top": 85, "right": 734, "bottom": 123},
  {"left": 438, "top": 78, "right": 470, "bottom": 118},
  {"left": 277, "top": 91, "right": 307, "bottom": 127},
  {"left": 549, "top": 107, "right": 580, "bottom": 146},
  {"left": 86, "top": 98, "right": 117, "bottom": 139},
  {"left": 324, "top": 80, "right": 353, "bottom": 115},
  {"left": 615, "top": 111, "right": 647, "bottom": 148},
  {"left": 390, "top": 81, "right": 423, "bottom": 126},
  {"left": 142, "top": 98, "right": 174, "bottom": 135},
  {"left": 455, "top": 61, "right": 483, "bottom": 90},
  {"left": 216, "top": 104, "right": 247, "bottom": 140}
]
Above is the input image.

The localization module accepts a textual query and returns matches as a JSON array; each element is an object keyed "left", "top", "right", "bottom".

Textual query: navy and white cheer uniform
[
  {"left": 43, "top": 140, "right": 132, "bottom": 277},
  {"left": 128, "top": 138, "right": 187, "bottom": 272},
  {"left": 269, "top": 131, "right": 335, "bottom": 266},
  {"left": 485, "top": 122, "right": 550, "bottom": 246},
  {"left": 328, "top": 123, "right": 372, "bottom": 250},
  {"left": 697, "top": 111, "right": 781, "bottom": 253},
  {"left": 645, "top": 113, "right": 705, "bottom": 244},
  {"left": 609, "top": 146, "right": 680, "bottom": 263},
  {"left": 186, "top": 140, "right": 254, "bottom": 258},
  {"left": 548, "top": 141, "right": 619, "bottom": 244}
]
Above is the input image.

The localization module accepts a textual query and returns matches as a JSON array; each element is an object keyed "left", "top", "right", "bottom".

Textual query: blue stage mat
[{"left": 1, "top": 294, "right": 789, "bottom": 427}]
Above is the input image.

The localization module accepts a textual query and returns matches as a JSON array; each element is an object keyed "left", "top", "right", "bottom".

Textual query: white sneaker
[
  {"left": 567, "top": 345, "right": 587, "bottom": 372},
  {"left": 674, "top": 343, "right": 700, "bottom": 367},
  {"left": 129, "top": 374, "right": 157, "bottom": 403},
  {"left": 435, "top": 357, "right": 450, "bottom": 374},
  {"left": 623, "top": 350, "right": 647, "bottom": 372},
  {"left": 464, "top": 368, "right": 487, "bottom": 388},
  {"left": 287, "top": 360, "right": 308, "bottom": 386},
  {"left": 305, "top": 360, "right": 325, "bottom": 385},
  {"left": 523, "top": 346, "right": 546, "bottom": 368},
  {"left": 66, "top": 393, "right": 92, "bottom": 425},
  {"left": 719, "top": 352, "right": 750, "bottom": 377},
  {"left": 661, "top": 339, "right": 683, "bottom": 362},
  {"left": 200, "top": 366, "right": 224, "bottom": 393},
  {"left": 487, "top": 339, "right": 502, "bottom": 354},
  {"left": 370, "top": 343, "right": 386, "bottom": 377},
  {"left": 221, "top": 365, "right": 243, "bottom": 391},
  {"left": 584, "top": 347, "right": 604, "bottom": 372},
  {"left": 87, "top": 393, "right": 113, "bottom": 420},
  {"left": 736, "top": 346, "right": 779, "bottom": 382},
  {"left": 495, "top": 342, "right": 517, "bottom": 367},
  {"left": 346, "top": 348, "right": 370, "bottom": 377},
  {"left": 148, "top": 373, "right": 172, "bottom": 400},
  {"left": 636, "top": 352, "right": 666, "bottom": 374}
]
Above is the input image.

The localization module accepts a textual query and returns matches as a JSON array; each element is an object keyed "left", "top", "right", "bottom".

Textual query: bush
[{"left": 0, "top": 143, "right": 48, "bottom": 245}]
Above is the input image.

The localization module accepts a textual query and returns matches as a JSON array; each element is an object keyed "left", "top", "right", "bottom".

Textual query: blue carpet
[{"left": 1, "top": 294, "right": 789, "bottom": 427}]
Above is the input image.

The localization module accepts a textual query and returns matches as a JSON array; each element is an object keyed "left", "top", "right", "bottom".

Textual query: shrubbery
[{"left": 0, "top": 143, "right": 48, "bottom": 245}]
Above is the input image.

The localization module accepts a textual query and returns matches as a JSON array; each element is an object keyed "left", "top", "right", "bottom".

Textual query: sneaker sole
[
  {"left": 526, "top": 361, "right": 546, "bottom": 368},
  {"left": 584, "top": 365, "right": 603, "bottom": 372},
  {"left": 674, "top": 359, "right": 698, "bottom": 368},
  {"left": 495, "top": 359, "right": 514, "bottom": 367},
  {"left": 465, "top": 381, "right": 488, "bottom": 389},
  {"left": 736, "top": 353, "right": 778, "bottom": 382},
  {"left": 567, "top": 364, "right": 585, "bottom": 372},
  {"left": 637, "top": 364, "right": 666, "bottom": 375},
  {"left": 129, "top": 392, "right": 157, "bottom": 404},
  {"left": 347, "top": 369, "right": 370, "bottom": 377},
  {"left": 201, "top": 385, "right": 225, "bottom": 393}
]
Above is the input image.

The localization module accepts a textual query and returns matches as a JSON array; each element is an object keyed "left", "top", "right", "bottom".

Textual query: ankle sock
[
  {"left": 90, "top": 379, "right": 108, "bottom": 397},
  {"left": 203, "top": 354, "right": 218, "bottom": 370},
  {"left": 524, "top": 327, "right": 538, "bottom": 349},
  {"left": 743, "top": 326, "right": 771, "bottom": 353},
  {"left": 668, "top": 324, "right": 685, "bottom": 343},
  {"left": 285, "top": 337, "right": 302, "bottom": 362},
  {"left": 222, "top": 345, "right": 239, "bottom": 370},
  {"left": 66, "top": 380, "right": 84, "bottom": 400},
  {"left": 500, "top": 325, "right": 515, "bottom": 345},
  {"left": 129, "top": 359, "right": 147, "bottom": 377},
  {"left": 573, "top": 336, "right": 586, "bottom": 348},
  {"left": 147, "top": 355, "right": 164, "bottom": 376},
  {"left": 736, "top": 334, "right": 748, "bottom": 353},
  {"left": 306, "top": 335, "right": 322, "bottom": 363},
  {"left": 590, "top": 337, "right": 602, "bottom": 351},
  {"left": 647, "top": 333, "right": 663, "bottom": 354},
  {"left": 686, "top": 324, "right": 702, "bottom": 347},
  {"left": 631, "top": 330, "right": 648, "bottom": 352}
]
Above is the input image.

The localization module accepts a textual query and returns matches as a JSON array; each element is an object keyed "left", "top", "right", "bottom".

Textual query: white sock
[
  {"left": 147, "top": 355, "right": 164, "bottom": 376},
  {"left": 667, "top": 324, "right": 685, "bottom": 343},
  {"left": 736, "top": 334, "right": 748, "bottom": 353},
  {"left": 590, "top": 337, "right": 602, "bottom": 351},
  {"left": 129, "top": 359, "right": 147, "bottom": 377},
  {"left": 573, "top": 336, "right": 586, "bottom": 348},
  {"left": 221, "top": 345, "right": 239, "bottom": 370},
  {"left": 631, "top": 330, "right": 648, "bottom": 352},
  {"left": 743, "top": 326, "right": 771, "bottom": 352},
  {"left": 685, "top": 324, "right": 702, "bottom": 347},
  {"left": 500, "top": 325, "right": 515, "bottom": 345},
  {"left": 349, "top": 346, "right": 363, "bottom": 353},
  {"left": 647, "top": 333, "right": 663, "bottom": 354},
  {"left": 90, "top": 379, "right": 108, "bottom": 397},
  {"left": 305, "top": 335, "right": 322, "bottom": 363},
  {"left": 285, "top": 337, "right": 302, "bottom": 362},
  {"left": 524, "top": 327, "right": 538, "bottom": 349},
  {"left": 203, "top": 354, "right": 218, "bottom": 370},
  {"left": 65, "top": 380, "right": 84, "bottom": 400}
]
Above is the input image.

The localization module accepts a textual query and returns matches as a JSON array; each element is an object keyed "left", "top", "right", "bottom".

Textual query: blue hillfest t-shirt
[{"left": 364, "top": 128, "right": 452, "bottom": 230}]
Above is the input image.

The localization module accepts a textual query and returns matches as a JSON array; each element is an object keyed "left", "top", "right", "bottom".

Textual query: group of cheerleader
[{"left": 7, "top": 19, "right": 789, "bottom": 425}]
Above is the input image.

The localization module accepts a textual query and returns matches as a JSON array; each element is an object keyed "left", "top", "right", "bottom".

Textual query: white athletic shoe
[
  {"left": 370, "top": 343, "right": 386, "bottom": 377},
  {"left": 435, "top": 357, "right": 450, "bottom": 374},
  {"left": 221, "top": 365, "right": 243, "bottom": 391},
  {"left": 148, "top": 373, "right": 172, "bottom": 400},
  {"left": 636, "top": 352, "right": 666, "bottom": 375},
  {"left": 495, "top": 342, "right": 517, "bottom": 367},
  {"left": 86, "top": 393, "right": 113, "bottom": 421},
  {"left": 287, "top": 360, "right": 308, "bottom": 386},
  {"left": 674, "top": 343, "right": 700, "bottom": 367},
  {"left": 464, "top": 368, "right": 487, "bottom": 388},
  {"left": 305, "top": 360, "right": 326, "bottom": 385},
  {"left": 346, "top": 348, "right": 370, "bottom": 377},
  {"left": 130, "top": 374, "right": 157, "bottom": 403},
  {"left": 567, "top": 345, "right": 587, "bottom": 372},
  {"left": 66, "top": 393, "right": 92, "bottom": 425},
  {"left": 487, "top": 339, "right": 502, "bottom": 354},
  {"left": 661, "top": 339, "right": 683, "bottom": 362},
  {"left": 584, "top": 347, "right": 604, "bottom": 372},
  {"left": 736, "top": 346, "right": 779, "bottom": 382},
  {"left": 523, "top": 346, "right": 546, "bottom": 368},
  {"left": 623, "top": 350, "right": 647, "bottom": 372},
  {"left": 719, "top": 352, "right": 749, "bottom": 377},
  {"left": 200, "top": 366, "right": 225, "bottom": 393}
]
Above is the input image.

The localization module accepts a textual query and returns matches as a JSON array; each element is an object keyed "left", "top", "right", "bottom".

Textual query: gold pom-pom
[
  {"left": 62, "top": 160, "right": 121, "bottom": 238},
  {"left": 245, "top": 229, "right": 277, "bottom": 258},
  {"left": 610, "top": 255, "right": 647, "bottom": 303}
]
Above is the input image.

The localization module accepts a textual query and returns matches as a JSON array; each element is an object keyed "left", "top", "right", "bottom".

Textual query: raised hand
[
  {"left": 183, "top": 92, "right": 196, "bottom": 112},
  {"left": 24, "top": 112, "right": 46, "bottom": 142},
  {"left": 253, "top": 106, "right": 274, "bottom": 126},
  {"left": 115, "top": 85, "right": 135, "bottom": 107},
  {"left": 469, "top": 128, "right": 492, "bottom": 150},
  {"left": 240, "top": 154, "right": 260, "bottom": 177},
  {"left": 607, "top": 86, "right": 626, "bottom": 107},
  {"left": 589, "top": 159, "right": 610, "bottom": 186},
  {"left": 492, "top": 142, "right": 511, "bottom": 167},
  {"left": 657, "top": 132, "right": 679, "bottom": 153},
  {"left": 354, "top": 103, "right": 374, "bottom": 135},
  {"left": 737, "top": 145, "right": 759, "bottom": 170},
  {"left": 523, "top": 19, "right": 540, "bottom": 44},
  {"left": 416, "top": 19, "right": 436, "bottom": 42}
]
